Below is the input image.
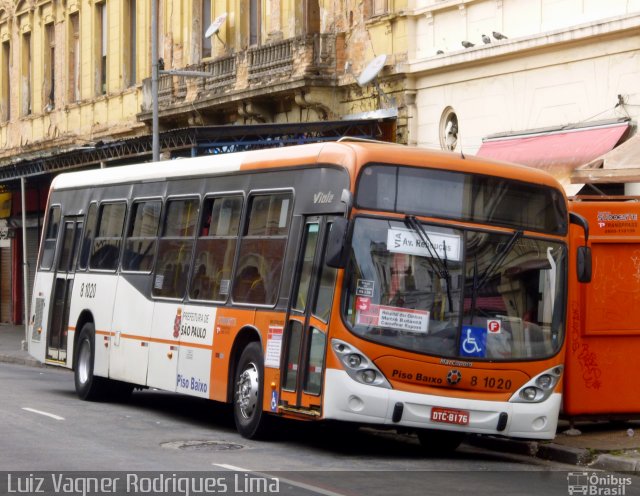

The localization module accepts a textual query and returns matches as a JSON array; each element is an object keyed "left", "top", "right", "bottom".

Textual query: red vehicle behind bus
[{"left": 565, "top": 197, "right": 640, "bottom": 417}]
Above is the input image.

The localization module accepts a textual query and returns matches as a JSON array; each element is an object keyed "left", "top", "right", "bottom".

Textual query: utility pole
[
  {"left": 151, "top": 0, "right": 159, "bottom": 162},
  {"left": 151, "top": 0, "right": 220, "bottom": 162}
]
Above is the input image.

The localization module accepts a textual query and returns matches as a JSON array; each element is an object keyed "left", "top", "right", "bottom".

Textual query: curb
[
  {"left": 468, "top": 434, "right": 640, "bottom": 472},
  {"left": 0, "top": 352, "right": 49, "bottom": 368},
  {"left": 466, "top": 433, "right": 538, "bottom": 457},
  {"left": 536, "top": 443, "right": 592, "bottom": 466},
  {"left": 591, "top": 454, "right": 640, "bottom": 472}
]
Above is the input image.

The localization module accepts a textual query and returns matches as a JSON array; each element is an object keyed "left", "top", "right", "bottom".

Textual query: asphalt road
[{"left": 2, "top": 362, "right": 638, "bottom": 496}]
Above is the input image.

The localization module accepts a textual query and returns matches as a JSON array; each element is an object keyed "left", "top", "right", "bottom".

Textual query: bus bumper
[{"left": 322, "top": 368, "right": 561, "bottom": 439}]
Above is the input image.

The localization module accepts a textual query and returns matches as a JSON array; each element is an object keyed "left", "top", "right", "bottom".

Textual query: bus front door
[
  {"left": 47, "top": 217, "right": 83, "bottom": 362},
  {"left": 280, "top": 216, "right": 337, "bottom": 415}
]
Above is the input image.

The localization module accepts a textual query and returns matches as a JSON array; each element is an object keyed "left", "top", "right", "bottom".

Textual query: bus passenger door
[
  {"left": 280, "top": 217, "right": 337, "bottom": 415},
  {"left": 47, "top": 217, "right": 83, "bottom": 363},
  {"left": 147, "top": 302, "right": 182, "bottom": 392}
]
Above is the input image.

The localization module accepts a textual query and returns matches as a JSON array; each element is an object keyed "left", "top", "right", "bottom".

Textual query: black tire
[
  {"left": 233, "top": 342, "right": 270, "bottom": 439},
  {"left": 74, "top": 323, "right": 133, "bottom": 402},
  {"left": 416, "top": 429, "right": 465, "bottom": 455},
  {"left": 74, "top": 323, "right": 109, "bottom": 401}
]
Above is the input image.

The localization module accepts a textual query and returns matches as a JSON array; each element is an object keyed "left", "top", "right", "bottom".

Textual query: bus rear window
[{"left": 357, "top": 164, "right": 567, "bottom": 235}]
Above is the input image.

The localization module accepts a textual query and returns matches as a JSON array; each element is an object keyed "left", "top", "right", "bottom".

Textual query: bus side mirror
[
  {"left": 570, "top": 211, "right": 591, "bottom": 283},
  {"left": 576, "top": 246, "right": 592, "bottom": 283},
  {"left": 326, "top": 217, "right": 350, "bottom": 269}
]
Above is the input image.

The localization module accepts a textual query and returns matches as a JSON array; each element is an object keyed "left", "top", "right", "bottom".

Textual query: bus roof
[{"left": 50, "top": 141, "right": 565, "bottom": 193}]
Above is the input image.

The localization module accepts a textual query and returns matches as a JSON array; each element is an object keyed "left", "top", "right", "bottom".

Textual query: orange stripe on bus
[{"left": 71, "top": 327, "right": 213, "bottom": 350}]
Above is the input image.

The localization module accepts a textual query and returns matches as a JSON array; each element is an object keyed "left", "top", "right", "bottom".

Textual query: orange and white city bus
[{"left": 28, "top": 140, "right": 590, "bottom": 450}]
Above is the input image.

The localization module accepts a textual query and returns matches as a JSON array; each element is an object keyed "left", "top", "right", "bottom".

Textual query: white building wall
[{"left": 406, "top": 0, "right": 640, "bottom": 155}]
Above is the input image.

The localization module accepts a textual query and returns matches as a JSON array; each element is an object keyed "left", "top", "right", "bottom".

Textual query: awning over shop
[
  {"left": 0, "top": 119, "right": 392, "bottom": 183},
  {"left": 476, "top": 123, "right": 629, "bottom": 195},
  {"left": 572, "top": 132, "right": 640, "bottom": 184}
]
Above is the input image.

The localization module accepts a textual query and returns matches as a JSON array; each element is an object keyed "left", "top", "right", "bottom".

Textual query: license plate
[{"left": 430, "top": 407, "right": 470, "bottom": 425}]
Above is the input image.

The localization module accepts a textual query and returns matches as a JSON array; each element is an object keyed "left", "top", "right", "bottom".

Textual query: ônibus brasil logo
[{"left": 567, "top": 472, "right": 632, "bottom": 495}]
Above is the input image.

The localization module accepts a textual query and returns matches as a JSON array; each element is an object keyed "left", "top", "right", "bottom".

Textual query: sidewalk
[
  {"left": 0, "top": 323, "right": 45, "bottom": 368},
  {"left": 1, "top": 323, "right": 639, "bottom": 471}
]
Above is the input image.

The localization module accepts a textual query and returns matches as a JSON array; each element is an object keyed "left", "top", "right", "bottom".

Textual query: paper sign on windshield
[
  {"left": 387, "top": 228, "right": 461, "bottom": 262},
  {"left": 357, "top": 303, "right": 430, "bottom": 334}
]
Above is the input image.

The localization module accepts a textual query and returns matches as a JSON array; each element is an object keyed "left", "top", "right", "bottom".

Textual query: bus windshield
[
  {"left": 357, "top": 164, "right": 568, "bottom": 235},
  {"left": 343, "top": 217, "right": 566, "bottom": 361}
]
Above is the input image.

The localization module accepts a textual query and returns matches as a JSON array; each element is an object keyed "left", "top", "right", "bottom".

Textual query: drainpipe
[{"left": 21, "top": 176, "right": 29, "bottom": 348}]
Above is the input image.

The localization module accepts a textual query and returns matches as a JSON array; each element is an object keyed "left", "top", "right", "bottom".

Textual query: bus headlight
[
  {"left": 347, "top": 354, "right": 363, "bottom": 368},
  {"left": 332, "top": 339, "right": 391, "bottom": 389},
  {"left": 360, "top": 370, "right": 377, "bottom": 384},
  {"left": 521, "top": 387, "right": 539, "bottom": 402},
  {"left": 510, "top": 366, "right": 563, "bottom": 403},
  {"left": 536, "top": 374, "right": 553, "bottom": 390}
]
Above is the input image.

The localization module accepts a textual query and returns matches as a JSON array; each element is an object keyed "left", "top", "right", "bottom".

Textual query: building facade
[
  {"left": 0, "top": 0, "right": 410, "bottom": 323},
  {"left": 403, "top": 0, "right": 640, "bottom": 193},
  {"left": 0, "top": 0, "right": 639, "bottom": 323}
]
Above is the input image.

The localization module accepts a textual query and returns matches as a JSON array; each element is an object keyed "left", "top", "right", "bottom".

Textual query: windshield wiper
[
  {"left": 477, "top": 230, "right": 522, "bottom": 289},
  {"left": 468, "top": 229, "right": 522, "bottom": 324},
  {"left": 404, "top": 215, "right": 453, "bottom": 311}
]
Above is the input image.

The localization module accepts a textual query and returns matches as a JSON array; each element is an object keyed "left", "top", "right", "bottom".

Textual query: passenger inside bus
[
  {"left": 191, "top": 263, "right": 210, "bottom": 299},
  {"left": 235, "top": 265, "right": 266, "bottom": 303}
]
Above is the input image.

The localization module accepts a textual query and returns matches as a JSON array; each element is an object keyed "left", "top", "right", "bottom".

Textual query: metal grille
[{"left": 32, "top": 297, "right": 45, "bottom": 342}]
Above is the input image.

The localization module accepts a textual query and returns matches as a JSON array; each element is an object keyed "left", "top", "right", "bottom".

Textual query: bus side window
[
  {"left": 152, "top": 197, "right": 199, "bottom": 299},
  {"left": 90, "top": 202, "right": 127, "bottom": 271},
  {"left": 123, "top": 200, "right": 161, "bottom": 272},
  {"left": 189, "top": 195, "right": 242, "bottom": 301},
  {"left": 78, "top": 203, "right": 97, "bottom": 270},
  {"left": 233, "top": 192, "right": 292, "bottom": 305},
  {"left": 40, "top": 205, "right": 61, "bottom": 270}
]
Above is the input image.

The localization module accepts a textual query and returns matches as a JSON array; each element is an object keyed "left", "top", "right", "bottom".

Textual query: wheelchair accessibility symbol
[
  {"left": 459, "top": 326, "right": 487, "bottom": 357},
  {"left": 270, "top": 390, "right": 278, "bottom": 412}
]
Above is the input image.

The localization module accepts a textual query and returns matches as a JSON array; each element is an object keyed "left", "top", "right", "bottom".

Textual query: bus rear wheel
[
  {"left": 74, "top": 323, "right": 132, "bottom": 401},
  {"left": 233, "top": 342, "right": 269, "bottom": 439},
  {"left": 416, "top": 429, "right": 465, "bottom": 454}
]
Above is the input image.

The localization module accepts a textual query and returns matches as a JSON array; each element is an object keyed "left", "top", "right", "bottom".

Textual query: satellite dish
[
  {"left": 357, "top": 54, "right": 387, "bottom": 87},
  {"left": 205, "top": 12, "right": 227, "bottom": 38}
]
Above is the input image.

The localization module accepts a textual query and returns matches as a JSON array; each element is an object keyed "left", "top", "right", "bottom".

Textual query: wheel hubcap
[
  {"left": 78, "top": 339, "right": 91, "bottom": 385},
  {"left": 236, "top": 362, "right": 259, "bottom": 420}
]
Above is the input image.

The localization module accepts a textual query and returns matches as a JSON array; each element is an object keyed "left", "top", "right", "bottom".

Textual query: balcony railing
[
  {"left": 153, "top": 33, "right": 337, "bottom": 111},
  {"left": 247, "top": 38, "right": 295, "bottom": 82},
  {"left": 199, "top": 54, "right": 237, "bottom": 92}
]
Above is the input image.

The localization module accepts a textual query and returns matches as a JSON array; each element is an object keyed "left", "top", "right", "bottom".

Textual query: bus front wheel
[{"left": 233, "top": 342, "right": 269, "bottom": 439}]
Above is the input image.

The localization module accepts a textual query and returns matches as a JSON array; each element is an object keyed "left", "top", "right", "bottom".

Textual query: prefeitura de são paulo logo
[
  {"left": 173, "top": 308, "right": 182, "bottom": 338},
  {"left": 567, "top": 472, "right": 632, "bottom": 495}
]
